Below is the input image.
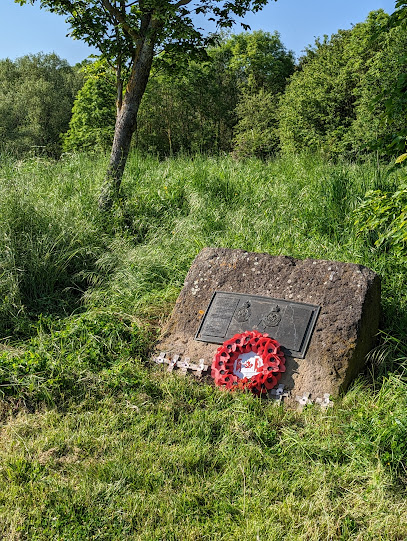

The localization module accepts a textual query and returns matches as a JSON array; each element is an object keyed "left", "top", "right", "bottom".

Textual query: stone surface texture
[{"left": 157, "top": 247, "right": 381, "bottom": 404}]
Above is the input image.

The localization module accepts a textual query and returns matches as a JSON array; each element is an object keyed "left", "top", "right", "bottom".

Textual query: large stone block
[{"left": 157, "top": 248, "right": 380, "bottom": 403}]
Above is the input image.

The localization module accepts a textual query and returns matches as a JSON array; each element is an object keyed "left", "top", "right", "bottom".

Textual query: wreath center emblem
[
  {"left": 233, "top": 351, "right": 264, "bottom": 379},
  {"left": 211, "top": 330, "right": 286, "bottom": 394}
]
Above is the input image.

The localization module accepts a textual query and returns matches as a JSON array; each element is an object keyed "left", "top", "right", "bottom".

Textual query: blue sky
[{"left": 1, "top": 0, "right": 397, "bottom": 65}]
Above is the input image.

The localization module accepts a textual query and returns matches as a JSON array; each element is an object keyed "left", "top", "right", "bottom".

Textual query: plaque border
[{"left": 195, "top": 291, "right": 320, "bottom": 359}]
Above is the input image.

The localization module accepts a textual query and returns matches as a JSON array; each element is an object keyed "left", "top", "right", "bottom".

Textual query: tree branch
[
  {"left": 173, "top": 0, "right": 193, "bottom": 8},
  {"left": 68, "top": 7, "right": 115, "bottom": 63},
  {"left": 100, "top": 0, "right": 140, "bottom": 42}
]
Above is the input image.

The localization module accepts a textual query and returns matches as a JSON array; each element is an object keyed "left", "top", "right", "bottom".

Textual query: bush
[
  {"left": 348, "top": 23, "right": 407, "bottom": 157},
  {"left": 233, "top": 89, "right": 280, "bottom": 158},
  {"left": 62, "top": 60, "right": 116, "bottom": 152},
  {"left": 354, "top": 181, "right": 407, "bottom": 257}
]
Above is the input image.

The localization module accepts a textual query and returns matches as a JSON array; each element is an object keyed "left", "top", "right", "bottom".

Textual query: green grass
[
  {"left": 3, "top": 374, "right": 407, "bottom": 539},
  {"left": 1, "top": 151, "right": 407, "bottom": 539}
]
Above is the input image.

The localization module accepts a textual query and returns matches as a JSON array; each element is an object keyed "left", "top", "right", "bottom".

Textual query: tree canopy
[
  {"left": 63, "top": 30, "right": 294, "bottom": 157},
  {"left": 0, "top": 53, "right": 82, "bottom": 156},
  {"left": 278, "top": 10, "right": 407, "bottom": 159}
]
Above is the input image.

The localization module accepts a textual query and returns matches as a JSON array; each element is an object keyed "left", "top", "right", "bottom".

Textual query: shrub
[{"left": 354, "top": 168, "right": 407, "bottom": 257}]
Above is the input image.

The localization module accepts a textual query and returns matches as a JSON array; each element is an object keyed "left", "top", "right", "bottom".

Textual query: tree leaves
[
  {"left": 279, "top": 9, "right": 407, "bottom": 159},
  {"left": 0, "top": 53, "right": 83, "bottom": 156}
]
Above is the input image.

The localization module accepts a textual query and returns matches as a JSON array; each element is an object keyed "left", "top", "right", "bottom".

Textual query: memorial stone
[{"left": 156, "top": 247, "right": 381, "bottom": 406}]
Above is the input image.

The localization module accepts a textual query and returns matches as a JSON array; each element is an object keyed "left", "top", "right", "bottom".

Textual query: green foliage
[
  {"left": 62, "top": 39, "right": 240, "bottom": 156},
  {"left": 224, "top": 30, "right": 295, "bottom": 94},
  {"left": 354, "top": 178, "right": 407, "bottom": 257},
  {"left": 137, "top": 45, "right": 239, "bottom": 155},
  {"left": 63, "top": 60, "right": 116, "bottom": 152},
  {"left": 279, "top": 10, "right": 400, "bottom": 158},
  {"left": 349, "top": 23, "right": 407, "bottom": 157},
  {"left": 65, "top": 31, "right": 294, "bottom": 157},
  {"left": 375, "top": 0, "right": 407, "bottom": 157},
  {"left": 229, "top": 31, "right": 294, "bottom": 158},
  {"left": 233, "top": 88, "right": 280, "bottom": 158},
  {"left": 17, "top": 0, "right": 277, "bottom": 207},
  {"left": 138, "top": 31, "right": 295, "bottom": 157},
  {"left": 0, "top": 53, "right": 83, "bottom": 156},
  {"left": 372, "top": 375, "right": 407, "bottom": 470},
  {"left": 0, "top": 311, "right": 152, "bottom": 404},
  {"left": 0, "top": 153, "right": 107, "bottom": 336}
]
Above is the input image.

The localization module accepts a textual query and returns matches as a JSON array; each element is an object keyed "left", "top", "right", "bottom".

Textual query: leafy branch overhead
[{"left": 15, "top": 0, "right": 273, "bottom": 68}]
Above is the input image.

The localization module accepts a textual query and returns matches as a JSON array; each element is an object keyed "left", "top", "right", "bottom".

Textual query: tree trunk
[{"left": 98, "top": 23, "right": 156, "bottom": 211}]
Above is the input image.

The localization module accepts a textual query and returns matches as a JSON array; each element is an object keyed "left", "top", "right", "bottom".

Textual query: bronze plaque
[{"left": 195, "top": 292, "right": 320, "bottom": 358}]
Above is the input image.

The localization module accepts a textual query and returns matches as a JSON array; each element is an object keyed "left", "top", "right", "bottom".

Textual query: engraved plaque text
[{"left": 195, "top": 292, "right": 320, "bottom": 358}]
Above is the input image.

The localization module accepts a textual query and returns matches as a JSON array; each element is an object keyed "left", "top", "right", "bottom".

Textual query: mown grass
[{"left": 1, "top": 151, "right": 407, "bottom": 539}]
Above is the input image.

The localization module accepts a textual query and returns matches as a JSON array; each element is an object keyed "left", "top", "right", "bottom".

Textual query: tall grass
[
  {"left": 0, "top": 152, "right": 107, "bottom": 336},
  {"left": 86, "top": 152, "right": 406, "bottom": 333},
  {"left": 1, "top": 151, "right": 407, "bottom": 539}
]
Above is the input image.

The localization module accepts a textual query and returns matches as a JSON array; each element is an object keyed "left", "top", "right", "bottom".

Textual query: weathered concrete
[{"left": 156, "top": 248, "right": 381, "bottom": 404}]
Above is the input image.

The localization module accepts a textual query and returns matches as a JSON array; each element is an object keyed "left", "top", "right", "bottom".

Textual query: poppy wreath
[{"left": 211, "top": 330, "right": 286, "bottom": 394}]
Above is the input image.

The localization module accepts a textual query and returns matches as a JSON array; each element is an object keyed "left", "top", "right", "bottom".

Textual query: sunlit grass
[
  {"left": 1, "top": 151, "right": 407, "bottom": 538},
  {"left": 2, "top": 373, "right": 407, "bottom": 539}
]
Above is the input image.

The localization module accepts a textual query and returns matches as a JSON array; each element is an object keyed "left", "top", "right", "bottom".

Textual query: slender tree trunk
[{"left": 98, "top": 22, "right": 156, "bottom": 211}]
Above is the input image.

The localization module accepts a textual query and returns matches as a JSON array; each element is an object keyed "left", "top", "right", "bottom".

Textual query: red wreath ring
[{"left": 211, "top": 330, "right": 285, "bottom": 394}]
